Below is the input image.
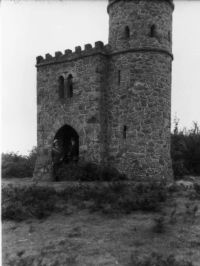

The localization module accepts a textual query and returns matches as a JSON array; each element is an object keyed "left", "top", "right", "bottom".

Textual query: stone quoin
[{"left": 34, "top": 0, "right": 174, "bottom": 181}]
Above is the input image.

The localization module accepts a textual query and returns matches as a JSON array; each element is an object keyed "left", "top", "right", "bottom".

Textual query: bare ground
[{"left": 2, "top": 178, "right": 200, "bottom": 266}]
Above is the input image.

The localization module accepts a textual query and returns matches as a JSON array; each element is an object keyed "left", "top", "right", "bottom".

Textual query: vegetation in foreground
[
  {"left": 2, "top": 180, "right": 167, "bottom": 221},
  {"left": 3, "top": 182, "right": 200, "bottom": 266},
  {"left": 6, "top": 251, "right": 195, "bottom": 266},
  {"left": 1, "top": 147, "right": 37, "bottom": 179},
  {"left": 2, "top": 169, "right": 200, "bottom": 266}
]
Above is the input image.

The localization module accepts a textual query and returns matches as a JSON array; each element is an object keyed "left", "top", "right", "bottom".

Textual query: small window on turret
[
  {"left": 123, "top": 125, "right": 127, "bottom": 139},
  {"left": 67, "top": 74, "right": 73, "bottom": 98},
  {"left": 58, "top": 76, "right": 65, "bottom": 99},
  {"left": 124, "top": 26, "right": 130, "bottom": 39},
  {"left": 150, "top": 25, "right": 156, "bottom": 38},
  {"left": 118, "top": 70, "right": 121, "bottom": 85}
]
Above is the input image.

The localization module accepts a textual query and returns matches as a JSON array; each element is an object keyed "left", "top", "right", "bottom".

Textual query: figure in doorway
[
  {"left": 64, "top": 137, "right": 78, "bottom": 163},
  {"left": 52, "top": 139, "right": 64, "bottom": 181}
]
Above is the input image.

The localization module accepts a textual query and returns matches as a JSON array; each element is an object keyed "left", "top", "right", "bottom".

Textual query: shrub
[
  {"left": 59, "top": 180, "right": 167, "bottom": 214},
  {"left": 2, "top": 180, "right": 168, "bottom": 221},
  {"left": 194, "top": 182, "right": 200, "bottom": 195},
  {"left": 2, "top": 185, "right": 56, "bottom": 221},
  {"left": 1, "top": 147, "right": 38, "bottom": 179},
  {"left": 171, "top": 120, "right": 200, "bottom": 179}
]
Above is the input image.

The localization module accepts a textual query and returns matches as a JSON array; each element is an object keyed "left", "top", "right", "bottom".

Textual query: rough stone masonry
[{"left": 34, "top": 0, "right": 174, "bottom": 181}]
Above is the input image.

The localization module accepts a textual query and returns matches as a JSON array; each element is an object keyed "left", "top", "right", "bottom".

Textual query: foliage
[
  {"left": 2, "top": 180, "right": 167, "bottom": 221},
  {"left": 56, "top": 161, "right": 127, "bottom": 182},
  {"left": 2, "top": 185, "right": 56, "bottom": 221},
  {"left": 129, "top": 252, "right": 194, "bottom": 266},
  {"left": 171, "top": 120, "right": 200, "bottom": 179},
  {"left": 183, "top": 202, "right": 198, "bottom": 224},
  {"left": 193, "top": 182, "right": 200, "bottom": 195},
  {"left": 1, "top": 147, "right": 38, "bottom": 178},
  {"left": 58, "top": 180, "right": 167, "bottom": 214}
]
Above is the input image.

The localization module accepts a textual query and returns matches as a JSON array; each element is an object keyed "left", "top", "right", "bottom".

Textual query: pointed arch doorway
[{"left": 52, "top": 124, "right": 79, "bottom": 179}]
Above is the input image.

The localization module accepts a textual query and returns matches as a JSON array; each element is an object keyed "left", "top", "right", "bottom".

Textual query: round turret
[
  {"left": 108, "top": 0, "right": 173, "bottom": 54},
  {"left": 106, "top": 0, "right": 174, "bottom": 181}
]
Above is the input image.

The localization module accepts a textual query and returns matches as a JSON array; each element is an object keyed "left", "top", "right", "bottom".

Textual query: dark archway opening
[{"left": 52, "top": 125, "right": 79, "bottom": 180}]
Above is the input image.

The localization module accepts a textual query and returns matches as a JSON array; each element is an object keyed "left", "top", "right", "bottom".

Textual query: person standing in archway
[
  {"left": 64, "top": 137, "right": 78, "bottom": 163},
  {"left": 52, "top": 139, "right": 64, "bottom": 181}
]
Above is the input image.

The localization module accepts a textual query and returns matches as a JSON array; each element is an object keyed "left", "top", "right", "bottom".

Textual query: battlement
[{"left": 36, "top": 41, "right": 110, "bottom": 66}]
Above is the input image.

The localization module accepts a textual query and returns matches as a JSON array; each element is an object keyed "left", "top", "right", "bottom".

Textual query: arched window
[
  {"left": 58, "top": 76, "right": 65, "bottom": 99},
  {"left": 67, "top": 74, "right": 73, "bottom": 98},
  {"left": 124, "top": 26, "right": 130, "bottom": 39},
  {"left": 150, "top": 25, "right": 156, "bottom": 38}
]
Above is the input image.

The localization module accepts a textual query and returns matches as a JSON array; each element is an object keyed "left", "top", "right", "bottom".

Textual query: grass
[
  {"left": 2, "top": 178, "right": 200, "bottom": 266},
  {"left": 3, "top": 200, "right": 200, "bottom": 266},
  {"left": 128, "top": 252, "right": 194, "bottom": 266}
]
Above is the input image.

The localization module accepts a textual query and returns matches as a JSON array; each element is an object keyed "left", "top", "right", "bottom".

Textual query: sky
[{"left": 0, "top": 0, "right": 200, "bottom": 155}]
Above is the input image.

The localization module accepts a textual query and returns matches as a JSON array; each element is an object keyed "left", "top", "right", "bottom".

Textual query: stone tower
[{"left": 34, "top": 0, "right": 174, "bottom": 181}]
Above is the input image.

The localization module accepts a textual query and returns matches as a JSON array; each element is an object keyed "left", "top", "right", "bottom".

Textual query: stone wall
[{"left": 107, "top": 52, "right": 172, "bottom": 180}]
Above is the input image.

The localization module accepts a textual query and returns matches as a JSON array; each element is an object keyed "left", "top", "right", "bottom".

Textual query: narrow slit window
[
  {"left": 125, "top": 26, "right": 130, "bottom": 39},
  {"left": 118, "top": 70, "right": 121, "bottom": 85},
  {"left": 58, "top": 76, "right": 65, "bottom": 99},
  {"left": 123, "top": 125, "right": 127, "bottom": 139},
  {"left": 67, "top": 74, "right": 73, "bottom": 98},
  {"left": 150, "top": 25, "right": 156, "bottom": 38},
  {"left": 168, "top": 31, "right": 171, "bottom": 42}
]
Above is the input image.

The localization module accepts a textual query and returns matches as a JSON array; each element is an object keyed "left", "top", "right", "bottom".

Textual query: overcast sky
[{"left": 1, "top": 0, "right": 200, "bottom": 155}]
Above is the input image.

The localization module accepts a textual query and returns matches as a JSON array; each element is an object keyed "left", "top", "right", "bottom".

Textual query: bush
[
  {"left": 171, "top": 121, "right": 200, "bottom": 179},
  {"left": 56, "top": 161, "right": 127, "bottom": 182},
  {"left": 194, "top": 182, "right": 200, "bottom": 195},
  {"left": 1, "top": 147, "right": 38, "bottom": 179},
  {"left": 2, "top": 185, "right": 56, "bottom": 221},
  {"left": 59, "top": 180, "right": 167, "bottom": 214},
  {"left": 2, "top": 180, "right": 168, "bottom": 221}
]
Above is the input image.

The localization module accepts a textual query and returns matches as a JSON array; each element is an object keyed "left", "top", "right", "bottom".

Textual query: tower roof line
[{"left": 107, "top": 0, "right": 174, "bottom": 13}]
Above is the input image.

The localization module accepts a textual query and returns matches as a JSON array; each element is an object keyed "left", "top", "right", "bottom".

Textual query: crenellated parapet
[{"left": 36, "top": 41, "right": 111, "bottom": 66}]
